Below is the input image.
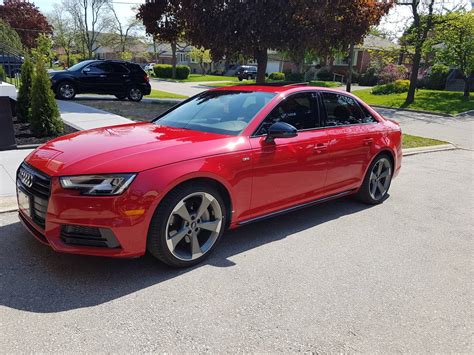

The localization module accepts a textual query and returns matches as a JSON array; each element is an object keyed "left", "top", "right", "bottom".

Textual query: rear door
[
  {"left": 319, "top": 91, "right": 380, "bottom": 194},
  {"left": 246, "top": 92, "right": 329, "bottom": 218},
  {"left": 78, "top": 62, "right": 113, "bottom": 93},
  {"left": 108, "top": 62, "right": 130, "bottom": 94}
]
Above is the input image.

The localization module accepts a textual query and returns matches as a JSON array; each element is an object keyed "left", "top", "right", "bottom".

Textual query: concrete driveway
[
  {"left": 150, "top": 79, "right": 209, "bottom": 97},
  {"left": 1, "top": 149, "right": 472, "bottom": 352}
]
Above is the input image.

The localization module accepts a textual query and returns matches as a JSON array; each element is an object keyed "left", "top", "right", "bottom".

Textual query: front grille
[
  {"left": 17, "top": 163, "right": 51, "bottom": 229},
  {"left": 60, "top": 225, "right": 121, "bottom": 248}
]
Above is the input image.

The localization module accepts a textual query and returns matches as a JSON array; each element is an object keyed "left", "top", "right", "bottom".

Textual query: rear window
[{"left": 154, "top": 90, "right": 275, "bottom": 136}]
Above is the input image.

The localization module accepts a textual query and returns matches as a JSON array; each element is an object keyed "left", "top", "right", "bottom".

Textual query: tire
[
  {"left": 356, "top": 153, "right": 393, "bottom": 205},
  {"left": 238, "top": 77, "right": 243, "bottom": 81},
  {"left": 127, "top": 86, "right": 143, "bottom": 102},
  {"left": 147, "top": 182, "right": 227, "bottom": 268},
  {"left": 56, "top": 81, "right": 76, "bottom": 100},
  {"left": 115, "top": 94, "right": 127, "bottom": 101}
]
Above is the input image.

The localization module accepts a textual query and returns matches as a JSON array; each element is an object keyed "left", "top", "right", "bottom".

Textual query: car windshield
[
  {"left": 67, "top": 60, "right": 94, "bottom": 71},
  {"left": 153, "top": 90, "right": 276, "bottom": 136}
]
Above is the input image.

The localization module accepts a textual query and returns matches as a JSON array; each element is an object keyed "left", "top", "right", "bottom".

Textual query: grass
[
  {"left": 354, "top": 89, "right": 473, "bottom": 115},
  {"left": 309, "top": 80, "right": 340, "bottom": 88},
  {"left": 147, "top": 89, "right": 188, "bottom": 99},
  {"left": 203, "top": 79, "right": 342, "bottom": 88},
  {"left": 403, "top": 134, "right": 448, "bottom": 149}
]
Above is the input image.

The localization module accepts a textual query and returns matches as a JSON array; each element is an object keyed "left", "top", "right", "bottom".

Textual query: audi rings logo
[{"left": 19, "top": 168, "right": 33, "bottom": 188}]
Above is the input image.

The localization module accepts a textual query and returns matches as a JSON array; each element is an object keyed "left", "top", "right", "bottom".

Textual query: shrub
[
  {"left": 372, "top": 79, "right": 410, "bottom": 95},
  {"left": 359, "top": 66, "right": 379, "bottom": 86},
  {"left": 286, "top": 72, "right": 304, "bottom": 82},
  {"left": 316, "top": 68, "right": 332, "bottom": 81},
  {"left": 30, "top": 59, "right": 63, "bottom": 136},
  {"left": 16, "top": 58, "right": 34, "bottom": 123},
  {"left": 153, "top": 64, "right": 190, "bottom": 79},
  {"left": 268, "top": 72, "right": 285, "bottom": 80},
  {"left": 425, "top": 64, "right": 450, "bottom": 90},
  {"left": 0, "top": 65, "right": 5, "bottom": 82},
  {"left": 378, "top": 64, "right": 408, "bottom": 84}
]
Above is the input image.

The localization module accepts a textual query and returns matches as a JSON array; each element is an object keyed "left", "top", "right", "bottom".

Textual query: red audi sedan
[{"left": 17, "top": 84, "right": 402, "bottom": 267}]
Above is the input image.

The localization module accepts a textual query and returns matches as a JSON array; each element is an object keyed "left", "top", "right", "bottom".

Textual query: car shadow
[{"left": 0, "top": 197, "right": 373, "bottom": 313}]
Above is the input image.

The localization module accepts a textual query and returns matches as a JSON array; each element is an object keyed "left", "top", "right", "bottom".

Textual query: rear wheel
[
  {"left": 56, "top": 82, "right": 76, "bottom": 100},
  {"left": 357, "top": 154, "right": 393, "bottom": 204},
  {"left": 147, "top": 182, "right": 227, "bottom": 268},
  {"left": 127, "top": 86, "right": 143, "bottom": 102}
]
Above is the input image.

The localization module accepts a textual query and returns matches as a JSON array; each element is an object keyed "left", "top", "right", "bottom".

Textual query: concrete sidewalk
[{"left": 58, "top": 100, "right": 133, "bottom": 130}]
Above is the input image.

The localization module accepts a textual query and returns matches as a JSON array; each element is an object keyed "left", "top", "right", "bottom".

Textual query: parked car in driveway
[
  {"left": 0, "top": 55, "right": 24, "bottom": 77},
  {"left": 144, "top": 63, "right": 156, "bottom": 72},
  {"left": 49, "top": 59, "right": 151, "bottom": 102},
  {"left": 17, "top": 83, "right": 402, "bottom": 267},
  {"left": 236, "top": 65, "right": 258, "bottom": 81}
]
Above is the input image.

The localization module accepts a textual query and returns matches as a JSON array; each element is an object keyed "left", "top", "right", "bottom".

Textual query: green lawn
[
  {"left": 354, "top": 89, "right": 473, "bottom": 115},
  {"left": 403, "top": 134, "right": 449, "bottom": 149},
  {"left": 152, "top": 74, "right": 238, "bottom": 83},
  {"left": 309, "top": 80, "right": 340, "bottom": 88},
  {"left": 147, "top": 89, "right": 188, "bottom": 99}
]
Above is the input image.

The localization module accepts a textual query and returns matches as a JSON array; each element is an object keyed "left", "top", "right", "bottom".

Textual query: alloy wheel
[
  {"left": 60, "top": 84, "right": 75, "bottom": 99},
  {"left": 369, "top": 157, "right": 392, "bottom": 201},
  {"left": 129, "top": 88, "right": 142, "bottom": 101},
  {"left": 165, "top": 192, "right": 223, "bottom": 261}
]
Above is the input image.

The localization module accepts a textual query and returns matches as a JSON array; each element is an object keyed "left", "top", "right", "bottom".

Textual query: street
[{"left": 1, "top": 149, "right": 472, "bottom": 352}]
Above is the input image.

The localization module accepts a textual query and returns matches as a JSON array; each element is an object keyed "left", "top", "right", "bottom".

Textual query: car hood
[{"left": 25, "top": 123, "right": 250, "bottom": 176}]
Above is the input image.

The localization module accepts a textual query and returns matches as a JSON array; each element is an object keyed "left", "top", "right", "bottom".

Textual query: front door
[{"left": 246, "top": 92, "right": 329, "bottom": 219}]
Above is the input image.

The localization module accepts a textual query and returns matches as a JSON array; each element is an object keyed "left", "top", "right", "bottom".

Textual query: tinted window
[
  {"left": 88, "top": 63, "right": 113, "bottom": 74},
  {"left": 110, "top": 63, "right": 129, "bottom": 73},
  {"left": 154, "top": 91, "right": 275, "bottom": 136},
  {"left": 256, "top": 92, "right": 319, "bottom": 135},
  {"left": 322, "top": 92, "right": 375, "bottom": 126}
]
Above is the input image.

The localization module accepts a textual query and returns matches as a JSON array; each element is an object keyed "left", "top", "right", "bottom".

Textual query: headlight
[{"left": 59, "top": 174, "right": 136, "bottom": 196}]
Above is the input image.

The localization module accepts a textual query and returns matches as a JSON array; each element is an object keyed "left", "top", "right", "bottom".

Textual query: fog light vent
[{"left": 60, "top": 225, "right": 120, "bottom": 248}]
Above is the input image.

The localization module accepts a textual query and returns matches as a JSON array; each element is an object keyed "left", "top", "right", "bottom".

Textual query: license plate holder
[{"left": 17, "top": 187, "right": 32, "bottom": 218}]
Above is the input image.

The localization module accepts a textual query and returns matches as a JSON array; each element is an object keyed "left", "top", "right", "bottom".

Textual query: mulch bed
[{"left": 13, "top": 117, "right": 78, "bottom": 146}]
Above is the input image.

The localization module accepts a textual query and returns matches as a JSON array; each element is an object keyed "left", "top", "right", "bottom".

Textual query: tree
[
  {"left": 0, "top": 1, "right": 51, "bottom": 49},
  {"left": 16, "top": 58, "right": 34, "bottom": 123},
  {"left": 0, "top": 19, "right": 23, "bottom": 52},
  {"left": 432, "top": 11, "right": 474, "bottom": 97},
  {"left": 181, "top": 0, "right": 295, "bottom": 83},
  {"left": 189, "top": 47, "right": 211, "bottom": 74},
  {"left": 109, "top": 3, "right": 142, "bottom": 56},
  {"left": 63, "top": 0, "right": 111, "bottom": 58},
  {"left": 30, "top": 59, "right": 63, "bottom": 136},
  {"left": 31, "top": 33, "right": 54, "bottom": 66},
  {"left": 137, "top": 0, "right": 184, "bottom": 79},
  {"left": 49, "top": 5, "right": 77, "bottom": 68}
]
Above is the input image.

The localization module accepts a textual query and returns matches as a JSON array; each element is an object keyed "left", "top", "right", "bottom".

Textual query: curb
[
  {"left": 372, "top": 105, "right": 454, "bottom": 117},
  {"left": 0, "top": 196, "right": 18, "bottom": 214},
  {"left": 402, "top": 144, "right": 458, "bottom": 156}
]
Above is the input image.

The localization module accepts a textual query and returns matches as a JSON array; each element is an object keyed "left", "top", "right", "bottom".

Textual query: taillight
[{"left": 144, "top": 75, "right": 149, "bottom": 83}]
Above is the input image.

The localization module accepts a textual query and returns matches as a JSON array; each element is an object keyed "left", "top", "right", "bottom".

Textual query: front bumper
[{"left": 17, "top": 165, "right": 159, "bottom": 258}]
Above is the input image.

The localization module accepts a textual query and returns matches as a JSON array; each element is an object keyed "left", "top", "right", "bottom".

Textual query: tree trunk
[
  {"left": 405, "top": 47, "right": 422, "bottom": 105},
  {"left": 463, "top": 76, "right": 470, "bottom": 98},
  {"left": 346, "top": 43, "right": 354, "bottom": 93},
  {"left": 255, "top": 48, "right": 268, "bottom": 84},
  {"left": 171, "top": 42, "right": 177, "bottom": 79}
]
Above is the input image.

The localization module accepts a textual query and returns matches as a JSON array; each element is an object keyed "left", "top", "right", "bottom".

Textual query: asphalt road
[{"left": 0, "top": 150, "right": 472, "bottom": 352}]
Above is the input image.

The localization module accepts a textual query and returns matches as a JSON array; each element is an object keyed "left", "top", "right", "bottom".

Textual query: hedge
[
  {"left": 268, "top": 72, "right": 285, "bottom": 81},
  {"left": 153, "top": 64, "right": 190, "bottom": 80},
  {"left": 372, "top": 80, "right": 410, "bottom": 95}
]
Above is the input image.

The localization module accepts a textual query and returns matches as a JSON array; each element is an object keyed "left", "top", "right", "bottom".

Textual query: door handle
[
  {"left": 363, "top": 138, "right": 374, "bottom": 146},
  {"left": 99, "top": 74, "right": 106, "bottom": 78},
  {"left": 314, "top": 143, "right": 328, "bottom": 153}
]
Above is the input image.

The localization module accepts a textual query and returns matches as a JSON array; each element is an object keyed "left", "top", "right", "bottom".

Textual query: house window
[
  {"left": 334, "top": 50, "right": 358, "bottom": 66},
  {"left": 178, "top": 53, "right": 189, "bottom": 63}
]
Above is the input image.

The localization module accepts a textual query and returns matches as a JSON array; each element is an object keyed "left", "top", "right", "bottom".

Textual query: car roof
[{"left": 211, "top": 84, "right": 344, "bottom": 95}]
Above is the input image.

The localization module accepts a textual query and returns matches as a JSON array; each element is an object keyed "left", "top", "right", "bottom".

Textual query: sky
[{"left": 4, "top": 0, "right": 473, "bottom": 41}]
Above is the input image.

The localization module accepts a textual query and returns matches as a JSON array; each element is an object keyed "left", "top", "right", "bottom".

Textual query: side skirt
[{"left": 237, "top": 190, "right": 356, "bottom": 226}]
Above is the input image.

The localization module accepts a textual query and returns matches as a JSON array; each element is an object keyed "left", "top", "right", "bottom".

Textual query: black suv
[
  {"left": 236, "top": 65, "right": 258, "bottom": 81},
  {"left": 0, "top": 55, "right": 24, "bottom": 77},
  {"left": 50, "top": 60, "right": 151, "bottom": 102}
]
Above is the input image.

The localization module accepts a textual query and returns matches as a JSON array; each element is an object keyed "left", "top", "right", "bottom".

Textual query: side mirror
[
  {"left": 265, "top": 122, "right": 297, "bottom": 143},
  {"left": 82, "top": 67, "right": 91, "bottom": 74}
]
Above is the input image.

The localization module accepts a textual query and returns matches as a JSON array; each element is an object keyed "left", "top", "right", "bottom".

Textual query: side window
[
  {"left": 110, "top": 63, "right": 129, "bottom": 73},
  {"left": 256, "top": 93, "right": 319, "bottom": 135},
  {"left": 322, "top": 92, "right": 373, "bottom": 126},
  {"left": 88, "top": 63, "right": 113, "bottom": 74}
]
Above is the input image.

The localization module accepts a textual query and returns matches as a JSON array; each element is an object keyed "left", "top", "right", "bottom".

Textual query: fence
[{"left": 0, "top": 43, "right": 24, "bottom": 87}]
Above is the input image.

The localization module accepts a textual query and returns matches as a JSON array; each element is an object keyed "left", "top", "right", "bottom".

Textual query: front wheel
[
  {"left": 127, "top": 86, "right": 143, "bottom": 102},
  {"left": 147, "top": 183, "right": 227, "bottom": 267},
  {"left": 356, "top": 154, "right": 393, "bottom": 204}
]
